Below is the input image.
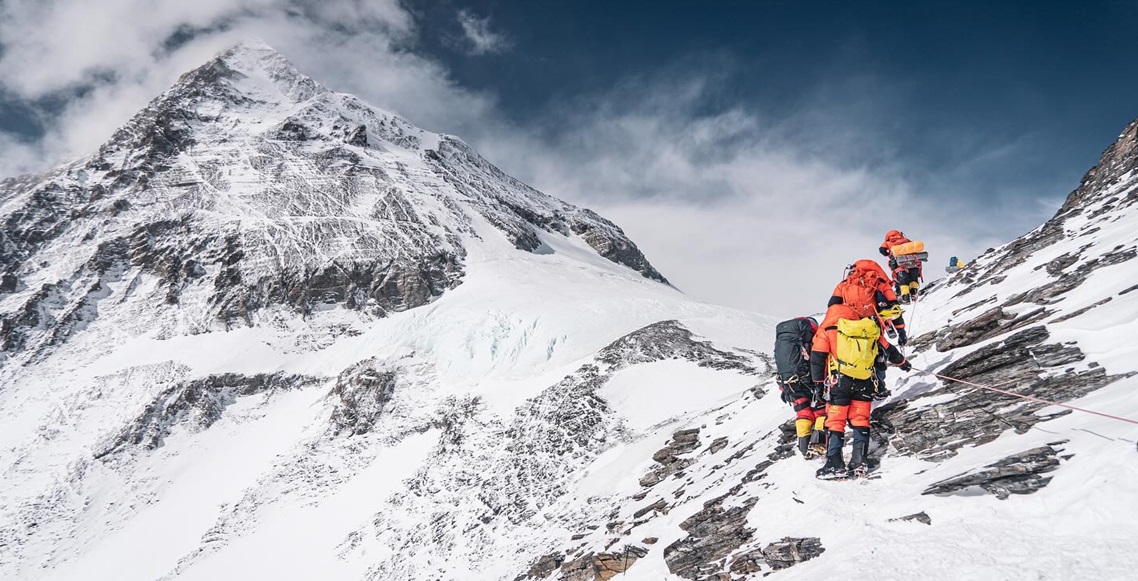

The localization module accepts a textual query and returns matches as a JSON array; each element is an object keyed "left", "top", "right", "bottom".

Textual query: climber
[
  {"left": 946, "top": 256, "right": 968, "bottom": 273},
  {"left": 828, "top": 260, "right": 909, "bottom": 392},
  {"left": 773, "top": 316, "right": 826, "bottom": 458},
  {"left": 827, "top": 259, "right": 909, "bottom": 349},
  {"left": 810, "top": 303, "right": 912, "bottom": 479},
  {"left": 879, "top": 230, "right": 927, "bottom": 303}
]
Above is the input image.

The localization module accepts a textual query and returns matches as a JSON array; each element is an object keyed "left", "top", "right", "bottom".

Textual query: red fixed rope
[{"left": 913, "top": 367, "right": 1138, "bottom": 427}]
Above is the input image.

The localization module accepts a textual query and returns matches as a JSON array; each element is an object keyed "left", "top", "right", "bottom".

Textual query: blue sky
[
  {"left": 408, "top": 0, "right": 1137, "bottom": 213},
  {"left": 1, "top": 0, "right": 1135, "bottom": 315}
]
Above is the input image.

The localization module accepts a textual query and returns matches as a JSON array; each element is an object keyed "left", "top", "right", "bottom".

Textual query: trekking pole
[{"left": 913, "top": 367, "right": 1138, "bottom": 427}]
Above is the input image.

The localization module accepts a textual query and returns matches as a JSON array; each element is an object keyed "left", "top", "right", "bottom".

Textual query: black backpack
[{"left": 774, "top": 317, "right": 817, "bottom": 385}]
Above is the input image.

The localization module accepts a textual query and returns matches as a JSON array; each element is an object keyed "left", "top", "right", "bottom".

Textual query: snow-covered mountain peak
[
  {"left": 0, "top": 42, "right": 665, "bottom": 361},
  {"left": 187, "top": 39, "right": 324, "bottom": 107}
]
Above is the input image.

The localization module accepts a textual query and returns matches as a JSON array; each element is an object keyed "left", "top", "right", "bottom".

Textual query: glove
[
  {"left": 896, "top": 327, "right": 908, "bottom": 347},
  {"left": 898, "top": 359, "right": 912, "bottom": 372},
  {"left": 872, "top": 387, "right": 892, "bottom": 401},
  {"left": 780, "top": 386, "right": 794, "bottom": 404},
  {"left": 879, "top": 246, "right": 890, "bottom": 257}
]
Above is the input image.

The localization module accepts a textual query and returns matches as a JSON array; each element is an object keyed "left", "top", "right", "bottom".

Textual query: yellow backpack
[{"left": 832, "top": 318, "right": 880, "bottom": 380}]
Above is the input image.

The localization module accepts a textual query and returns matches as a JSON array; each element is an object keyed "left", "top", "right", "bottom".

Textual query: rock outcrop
[
  {"left": 663, "top": 495, "right": 759, "bottom": 579},
  {"left": 640, "top": 428, "right": 702, "bottom": 488},
  {"left": 555, "top": 547, "right": 649, "bottom": 581},
  {"left": 328, "top": 360, "right": 398, "bottom": 436},
  {"left": 878, "top": 326, "right": 1122, "bottom": 461},
  {"left": 96, "top": 372, "right": 323, "bottom": 457},
  {"left": 923, "top": 445, "right": 1068, "bottom": 499}
]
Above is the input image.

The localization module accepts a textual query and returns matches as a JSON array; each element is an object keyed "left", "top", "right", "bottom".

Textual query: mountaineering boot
[
  {"left": 816, "top": 430, "right": 847, "bottom": 480},
  {"left": 808, "top": 426, "right": 826, "bottom": 457},
  {"left": 798, "top": 435, "right": 812, "bottom": 458},
  {"left": 795, "top": 419, "right": 814, "bottom": 458},
  {"left": 816, "top": 455, "right": 847, "bottom": 479},
  {"left": 847, "top": 426, "right": 871, "bottom": 477}
]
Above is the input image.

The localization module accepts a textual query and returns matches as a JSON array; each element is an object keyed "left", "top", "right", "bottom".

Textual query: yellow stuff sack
[{"left": 834, "top": 318, "right": 880, "bottom": 380}]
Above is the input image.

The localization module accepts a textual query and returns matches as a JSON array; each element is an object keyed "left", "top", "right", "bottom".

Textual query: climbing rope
[
  {"left": 913, "top": 366, "right": 1138, "bottom": 427},
  {"left": 900, "top": 287, "right": 923, "bottom": 361}
]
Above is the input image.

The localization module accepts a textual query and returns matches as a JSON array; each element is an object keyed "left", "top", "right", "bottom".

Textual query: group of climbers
[{"left": 772, "top": 230, "right": 925, "bottom": 480}]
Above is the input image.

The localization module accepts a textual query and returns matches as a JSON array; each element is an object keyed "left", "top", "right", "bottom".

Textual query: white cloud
[
  {"left": 0, "top": 2, "right": 1040, "bottom": 319},
  {"left": 469, "top": 74, "right": 1014, "bottom": 318},
  {"left": 455, "top": 10, "right": 511, "bottom": 55},
  {"left": 0, "top": 0, "right": 460, "bottom": 176}
]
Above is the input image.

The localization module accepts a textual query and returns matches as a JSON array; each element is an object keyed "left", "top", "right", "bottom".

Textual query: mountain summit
[
  {"left": 3, "top": 43, "right": 1138, "bottom": 581},
  {"left": 0, "top": 41, "right": 663, "bottom": 354}
]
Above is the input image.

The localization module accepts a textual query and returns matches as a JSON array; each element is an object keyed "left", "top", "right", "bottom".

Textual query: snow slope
[{"left": 3, "top": 42, "right": 1138, "bottom": 581}]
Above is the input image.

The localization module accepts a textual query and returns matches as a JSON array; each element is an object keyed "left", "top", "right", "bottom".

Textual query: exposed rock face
[
  {"left": 641, "top": 428, "right": 702, "bottom": 487},
  {"left": 663, "top": 495, "right": 759, "bottom": 580},
  {"left": 328, "top": 360, "right": 398, "bottom": 436},
  {"left": 596, "top": 321, "right": 758, "bottom": 372},
  {"left": 96, "top": 372, "right": 323, "bottom": 457},
  {"left": 1059, "top": 118, "right": 1138, "bottom": 215},
  {"left": 424, "top": 137, "right": 666, "bottom": 283},
  {"left": 878, "top": 326, "right": 1123, "bottom": 461},
  {"left": 739, "top": 423, "right": 798, "bottom": 484},
  {"left": 708, "top": 437, "right": 729, "bottom": 454},
  {"left": 656, "top": 497, "right": 822, "bottom": 579},
  {"left": 210, "top": 250, "right": 464, "bottom": 326},
  {"left": 570, "top": 210, "right": 666, "bottom": 283},
  {"left": 1001, "top": 245, "right": 1136, "bottom": 309},
  {"left": 924, "top": 445, "right": 1067, "bottom": 499},
  {"left": 934, "top": 306, "right": 1051, "bottom": 352},
  {"left": 760, "top": 537, "right": 826, "bottom": 570},
  {"left": 556, "top": 547, "right": 648, "bottom": 581},
  {"left": 890, "top": 512, "right": 933, "bottom": 525},
  {"left": 517, "top": 553, "right": 563, "bottom": 580}
]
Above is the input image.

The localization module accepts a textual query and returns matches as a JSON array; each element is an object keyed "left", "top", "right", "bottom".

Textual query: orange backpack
[{"left": 834, "top": 260, "right": 890, "bottom": 319}]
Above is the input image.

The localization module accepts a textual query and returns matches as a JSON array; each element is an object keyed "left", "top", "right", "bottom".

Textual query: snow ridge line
[{"left": 913, "top": 366, "right": 1138, "bottom": 427}]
